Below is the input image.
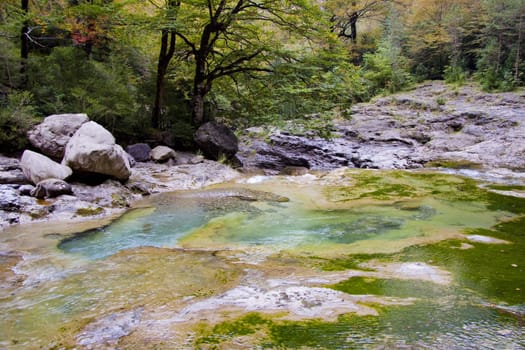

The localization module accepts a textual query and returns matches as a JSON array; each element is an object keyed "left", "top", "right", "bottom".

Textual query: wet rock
[
  {"left": 0, "top": 155, "right": 28, "bottom": 184},
  {"left": 0, "top": 185, "right": 20, "bottom": 211},
  {"left": 126, "top": 182, "right": 151, "bottom": 196},
  {"left": 1, "top": 153, "right": 240, "bottom": 229},
  {"left": 31, "top": 179, "right": 73, "bottom": 199},
  {"left": 63, "top": 121, "right": 132, "bottom": 181},
  {"left": 126, "top": 143, "right": 151, "bottom": 162},
  {"left": 195, "top": 121, "right": 239, "bottom": 161},
  {"left": 173, "top": 152, "right": 205, "bottom": 165},
  {"left": 150, "top": 145, "right": 176, "bottom": 163},
  {"left": 27, "top": 113, "right": 89, "bottom": 160},
  {"left": 466, "top": 234, "right": 510, "bottom": 244},
  {"left": 281, "top": 166, "right": 309, "bottom": 175},
  {"left": 76, "top": 308, "right": 143, "bottom": 349},
  {"left": 20, "top": 150, "right": 72, "bottom": 185},
  {"left": 126, "top": 152, "right": 136, "bottom": 168},
  {"left": 18, "top": 184, "right": 34, "bottom": 196},
  {"left": 238, "top": 132, "right": 351, "bottom": 173}
]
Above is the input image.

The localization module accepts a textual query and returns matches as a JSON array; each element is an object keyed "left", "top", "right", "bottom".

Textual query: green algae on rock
[{"left": 1, "top": 168, "right": 525, "bottom": 349}]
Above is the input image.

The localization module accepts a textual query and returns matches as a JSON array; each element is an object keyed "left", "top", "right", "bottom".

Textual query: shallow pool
[{"left": 1, "top": 169, "right": 524, "bottom": 349}]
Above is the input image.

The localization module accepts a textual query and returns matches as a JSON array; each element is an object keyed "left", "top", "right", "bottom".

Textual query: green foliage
[
  {"left": 444, "top": 65, "right": 467, "bottom": 85},
  {"left": 476, "top": 40, "right": 518, "bottom": 91},
  {"left": 362, "top": 41, "right": 412, "bottom": 95},
  {"left": 209, "top": 48, "right": 365, "bottom": 132},
  {"left": 28, "top": 47, "right": 142, "bottom": 136},
  {"left": 0, "top": 90, "right": 37, "bottom": 151},
  {"left": 361, "top": 5, "right": 412, "bottom": 95},
  {"left": 0, "top": 0, "right": 522, "bottom": 148},
  {"left": 473, "top": 0, "right": 525, "bottom": 91}
]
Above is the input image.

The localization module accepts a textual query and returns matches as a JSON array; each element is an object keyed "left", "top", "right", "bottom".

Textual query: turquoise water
[{"left": 2, "top": 170, "right": 525, "bottom": 349}]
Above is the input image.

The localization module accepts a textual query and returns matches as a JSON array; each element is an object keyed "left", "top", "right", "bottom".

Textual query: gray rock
[
  {"left": 0, "top": 185, "right": 20, "bottom": 211},
  {"left": 238, "top": 132, "right": 351, "bottom": 172},
  {"left": 30, "top": 178, "right": 73, "bottom": 199},
  {"left": 195, "top": 122, "right": 239, "bottom": 161},
  {"left": 126, "top": 143, "right": 151, "bottom": 162},
  {"left": 77, "top": 308, "right": 143, "bottom": 349},
  {"left": 173, "top": 152, "right": 205, "bottom": 165},
  {"left": 150, "top": 145, "right": 176, "bottom": 163},
  {"left": 27, "top": 113, "right": 89, "bottom": 160},
  {"left": 126, "top": 152, "right": 136, "bottom": 168},
  {"left": 239, "top": 82, "right": 525, "bottom": 171},
  {"left": 18, "top": 184, "right": 34, "bottom": 196},
  {"left": 63, "top": 121, "right": 132, "bottom": 181},
  {"left": 20, "top": 150, "right": 73, "bottom": 185},
  {"left": 0, "top": 155, "right": 28, "bottom": 184}
]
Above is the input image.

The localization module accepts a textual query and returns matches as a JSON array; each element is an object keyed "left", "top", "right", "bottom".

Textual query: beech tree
[
  {"left": 151, "top": 0, "right": 180, "bottom": 129},
  {"left": 172, "top": 0, "right": 319, "bottom": 127}
]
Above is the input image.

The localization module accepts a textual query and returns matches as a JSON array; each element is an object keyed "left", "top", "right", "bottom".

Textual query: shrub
[
  {"left": 444, "top": 65, "right": 467, "bottom": 85},
  {"left": 0, "top": 91, "right": 37, "bottom": 151},
  {"left": 28, "top": 47, "right": 142, "bottom": 137}
]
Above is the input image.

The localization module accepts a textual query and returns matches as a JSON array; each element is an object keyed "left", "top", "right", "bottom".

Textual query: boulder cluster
[
  {"left": 0, "top": 113, "right": 243, "bottom": 229},
  {"left": 13, "top": 113, "right": 203, "bottom": 200},
  {"left": 20, "top": 113, "right": 132, "bottom": 198}
]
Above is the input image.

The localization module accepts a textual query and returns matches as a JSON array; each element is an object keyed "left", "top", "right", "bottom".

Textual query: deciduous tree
[{"left": 173, "top": 0, "right": 320, "bottom": 127}]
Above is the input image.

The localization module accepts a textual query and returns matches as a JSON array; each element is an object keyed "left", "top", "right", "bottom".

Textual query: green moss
[
  {"left": 397, "top": 218, "right": 525, "bottom": 305},
  {"left": 314, "top": 213, "right": 525, "bottom": 305},
  {"left": 325, "top": 170, "right": 491, "bottom": 203},
  {"left": 329, "top": 276, "right": 450, "bottom": 298},
  {"left": 75, "top": 207, "right": 104, "bottom": 217},
  {"left": 486, "top": 184, "right": 525, "bottom": 191},
  {"left": 357, "top": 183, "right": 418, "bottom": 200},
  {"left": 263, "top": 301, "right": 521, "bottom": 349},
  {"left": 29, "top": 209, "right": 49, "bottom": 219},
  {"left": 111, "top": 193, "right": 129, "bottom": 207},
  {"left": 316, "top": 254, "right": 386, "bottom": 271},
  {"left": 196, "top": 313, "right": 270, "bottom": 346},
  {"left": 267, "top": 314, "right": 379, "bottom": 349},
  {"left": 486, "top": 192, "right": 525, "bottom": 214},
  {"left": 425, "top": 159, "right": 482, "bottom": 169},
  {"left": 326, "top": 171, "right": 422, "bottom": 202}
]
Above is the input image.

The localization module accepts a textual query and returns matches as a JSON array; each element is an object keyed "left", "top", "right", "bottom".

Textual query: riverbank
[
  {"left": 0, "top": 157, "right": 240, "bottom": 231},
  {"left": 1, "top": 81, "right": 524, "bottom": 231},
  {"left": 239, "top": 81, "right": 525, "bottom": 172}
]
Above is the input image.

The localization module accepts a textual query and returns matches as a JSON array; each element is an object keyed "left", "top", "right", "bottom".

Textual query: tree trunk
[
  {"left": 349, "top": 12, "right": 358, "bottom": 43},
  {"left": 516, "top": 13, "right": 523, "bottom": 83},
  {"left": 191, "top": 91, "right": 206, "bottom": 127},
  {"left": 191, "top": 76, "right": 211, "bottom": 127},
  {"left": 191, "top": 45, "right": 211, "bottom": 127},
  {"left": 20, "top": 0, "right": 29, "bottom": 88},
  {"left": 152, "top": 30, "right": 176, "bottom": 130}
]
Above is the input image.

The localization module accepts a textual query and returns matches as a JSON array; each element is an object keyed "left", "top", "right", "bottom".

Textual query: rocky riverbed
[
  {"left": 0, "top": 156, "right": 240, "bottom": 230},
  {"left": 238, "top": 81, "right": 525, "bottom": 172},
  {"left": 1, "top": 81, "right": 524, "bottom": 230}
]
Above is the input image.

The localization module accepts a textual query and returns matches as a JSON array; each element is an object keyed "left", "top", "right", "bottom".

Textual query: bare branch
[{"left": 175, "top": 31, "right": 197, "bottom": 54}]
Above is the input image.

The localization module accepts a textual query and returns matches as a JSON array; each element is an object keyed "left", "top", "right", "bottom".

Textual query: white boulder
[
  {"left": 63, "top": 121, "right": 131, "bottom": 181},
  {"left": 27, "top": 113, "right": 89, "bottom": 160},
  {"left": 20, "top": 150, "right": 72, "bottom": 185}
]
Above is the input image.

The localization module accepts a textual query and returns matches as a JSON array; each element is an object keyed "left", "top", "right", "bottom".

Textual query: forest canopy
[{"left": 1, "top": 0, "right": 523, "bottom": 151}]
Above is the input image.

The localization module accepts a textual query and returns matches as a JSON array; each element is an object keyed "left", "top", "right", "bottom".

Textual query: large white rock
[
  {"left": 27, "top": 113, "right": 89, "bottom": 160},
  {"left": 63, "top": 121, "right": 131, "bottom": 181},
  {"left": 20, "top": 150, "right": 72, "bottom": 185}
]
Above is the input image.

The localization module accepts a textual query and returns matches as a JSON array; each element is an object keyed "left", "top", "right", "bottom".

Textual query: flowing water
[{"left": 1, "top": 169, "right": 524, "bottom": 349}]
